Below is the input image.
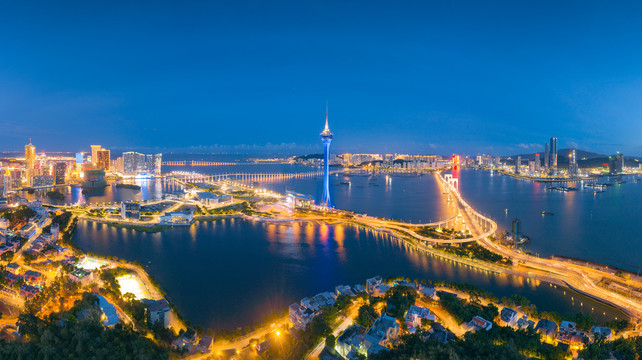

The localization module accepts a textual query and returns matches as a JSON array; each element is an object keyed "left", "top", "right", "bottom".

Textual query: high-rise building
[
  {"left": 549, "top": 137, "right": 558, "bottom": 176},
  {"left": 320, "top": 106, "right": 333, "bottom": 208},
  {"left": 534, "top": 153, "right": 541, "bottom": 172},
  {"left": 568, "top": 149, "right": 579, "bottom": 176},
  {"left": 511, "top": 218, "right": 521, "bottom": 248},
  {"left": 609, "top": 152, "right": 624, "bottom": 175},
  {"left": 515, "top": 156, "right": 521, "bottom": 174},
  {"left": 54, "top": 162, "right": 67, "bottom": 185},
  {"left": 544, "top": 143, "right": 549, "bottom": 174},
  {"left": 97, "top": 149, "right": 111, "bottom": 171},
  {"left": 25, "top": 140, "right": 36, "bottom": 187},
  {"left": 123, "top": 152, "right": 139, "bottom": 175},
  {"left": 91, "top": 145, "right": 102, "bottom": 166},
  {"left": 153, "top": 154, "right": 162, "bottom": 175}
]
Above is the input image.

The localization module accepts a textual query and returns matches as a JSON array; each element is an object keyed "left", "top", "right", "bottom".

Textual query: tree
[
  {"left": 325, "top": 334, "right": 336, "bottom": 348},
  {"left": 385, "top": 286, "right": 417, "bottom": 320},
  {"left": 356, "top": 304, "right": 378, "bottom": 328}
]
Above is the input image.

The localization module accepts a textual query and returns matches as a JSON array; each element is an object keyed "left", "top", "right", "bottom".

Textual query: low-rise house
[
  {"left": 353, "top": 284, "right": 366, "bottom": 294},
  {"left": 535, "top": 319, "right": 558, "bottom": 340},
  {"left": 6, "top": 262, "right": 20, "bottom": 274},
  {"left": 337, "top": 325, "right": 367, "bottom": 359},
  {"left": 142, "top": 298, "right": 171, "bottom": 328},
  {"left": 335, "top": 284, "right": 356, "bottom": 297},
  {"left": 467, "top": 316, "right": 493, "bottom": 332},
  {"left": 418, "top": 285, "right": 438, "bottom": 300},
  {"left": 371, "top": 284, "right": 391, "bottom": 297},
  {"left": 366, "top": 276, "right": 383, "bottom": 294},
  {"left": 23, "top": 270, "right": 43, "bottom": 284},
  {"left": 517, "top": 317, "right": 535, "bottom": 330},
  {"left": 559, "top": 320, "right": 577, "bottom": 333},
  {"left": 589, "top": 326, "right": 613, "bottom": 341},
  {"left": 500, "top": 307, "right": 518, "bottom": 326},
  {"left": 197, "top": 335, "right": 213, "bottom": 353},
  {"left": 19, "top": 284, "right": 40, "bottom": 299},
  {"left": 5, "top": 272, "right": 23, "bottom": 286},
  {"left": 364, "top": 314, "right": 400, "bottom": 355},
  {"left": 1, "top": 286, "right": 17, "bottom": 298},
  {"left": 405, "top": 305, "right": 435, "bottom": 333},
  {"left": 289, "top": 302, "right": 315, "bottom": 331}
]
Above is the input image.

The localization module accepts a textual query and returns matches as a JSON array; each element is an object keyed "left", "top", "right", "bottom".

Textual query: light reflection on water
[{"left": 73, "top": 219, "right": 626, "bottom": 330}]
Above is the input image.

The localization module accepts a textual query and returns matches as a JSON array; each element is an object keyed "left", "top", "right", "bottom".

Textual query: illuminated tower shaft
[{"left": 320, "top": 107, "right": 333, "bottom": 207}]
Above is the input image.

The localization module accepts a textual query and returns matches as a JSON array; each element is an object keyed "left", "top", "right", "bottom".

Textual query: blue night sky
[{"left": 1, "top": 1, "right": 642, "bottom": 156}]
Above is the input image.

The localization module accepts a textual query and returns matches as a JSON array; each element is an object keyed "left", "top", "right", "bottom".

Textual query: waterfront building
[
  {"left": 54, "top": 162, "right": 67, "bottom": 185},
  {"left": 90, "top": 145, "right": 101, "bottom": 166},
  {"left": 159, "top": 211, "right": 193, "bottom": 225},
  {"left": 289, "top": 302, "right": 315, "bottom": 331},
  {"left": 534, "top": 153, "right": 541, "bottom": 172},
  {"left": 550, "top": 137, "right": 558, "bottom": 176},
  {"left": 33, "top": 175, "right": 54, "bottom": 187},
  {"left": 320, "top": 106, "right": 333, "bottom": 208},
  {"left": 528, "top": 160, "right": 535, "bottom": 174},
  {"left": 568, "top": 149, "right": 579, "bottom": 175},
  {"left": 97, "top": 149, "right": 110, "bottom": 171},
  {"left": 511, "top": 218, "right": 521, "bottom": 247},
  {"left": 25, "top": 140, "right": 36, "bottom": 187},
  {"left": 82, "top": 170, "right": 107, "bottom": 188},
  {"left": 142, "top": 299, "right": 171, "bottom": 328},
  {"left": 123, "top": 151, "right": 162, "bottom": 175},
  {"left": 608, "top": 153, "right": 622, "bottom": 175},
  {"left": 121, "top": 202, "right": 141, "bottom": 220},
  {"left": 500, "top": 307, "right": 518, "bottom": 326},
  {"left": 535, "top": 319, "right": 558, "bottom": 340},
  {"left": 515, "top": 156, "right": 521, "bottom": 174},
  {"left": 467, "top": 316, "right": 493, "bottom": 332},
  {"left": 544, "top": 143, "right": 549, "bottom": 174}
]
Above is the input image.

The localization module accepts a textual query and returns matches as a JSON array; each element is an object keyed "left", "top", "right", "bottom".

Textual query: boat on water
[
  {"left": 340, "top": 181, "right": 351, "bottom": 185},
  {"left": 116, "top": 183, "right": 141, "bottom": 190},
  {"left": 541, "top": 211, "right": 554, "bottom": 216}
]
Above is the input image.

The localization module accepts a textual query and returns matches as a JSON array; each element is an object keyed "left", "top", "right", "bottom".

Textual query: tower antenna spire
[{"left": 324, "top": 102, "right": 329, "bottom": 131}]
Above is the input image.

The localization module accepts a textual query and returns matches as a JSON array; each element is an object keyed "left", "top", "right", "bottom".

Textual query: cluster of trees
[
  {"left": 370, "top": 326, "right": 568, "bottom": 360},
  {"left": 437, "top": 243, "right": 511, "bottom": 265},
  {"left": 385, "top": 286, "right": 417, "bottom": 321},
  {"left": 1, "top": 205, "right": 36, "bottom": 227},
  {"left": 439, "top": 293, "right": 499, "bottom": 324},
  {"left": 0, "top": 293, "right": 168, "bottom": 360},
  {"left": 580, "top": 335, "right": 642, "bottom": 360}
]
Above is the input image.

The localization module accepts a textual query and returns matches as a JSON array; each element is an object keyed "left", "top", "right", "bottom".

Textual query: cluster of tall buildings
[
  {"left": 115, "top": 152, "right": 162, "bottom": 176},
  {"left": 0, "top": 140, "right": 163, "bottom": 196}
]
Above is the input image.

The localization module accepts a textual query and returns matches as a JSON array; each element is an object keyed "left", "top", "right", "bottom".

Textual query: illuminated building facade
[
  {"left": 544, "top": 143, "right": 549, "bottom": 174},
  {"left": 320, "top": 107, "right": 333, "bottom": 208},
  {"left": 97, "top": 149, "right": 111, "bottom": 171},
  {"left": 91, "top": 145, "right": 101, "bottom": 166},
  {"left": 568, "top": 149, "right": 578, "bottom": 175},
  {"left": 549, "top": 137, "right": 558, "bottom": 176},
  {"left": 54, "top": 162, "right": 67, "bottom": 185},
  {"left": 25, "top": 140, "right": 36, "bottom": 187},
  {"left": 534, "top": 153, "right": 541, "bottom": 172}
]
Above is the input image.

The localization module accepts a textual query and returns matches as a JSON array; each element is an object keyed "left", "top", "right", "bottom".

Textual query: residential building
[
  {"left": 405, "top": 305, "right": 435, "bottom": 333},
  {"left": 550, "top": 137, "right": 558, "bottom": 175},
  {"left": 97, "top": 149, "right": 110, "bottom": 171},
  {"left": 335, "top": 284, "right": 356, "bottom": 297},
  {"left": 19, "top": 284, "right": 40, "bottom": 299},
  {"left": 589, "top": 326, "right": 612, "bottom": 341},
  {"left": 5, "top": 262, "right": 19, "bottom": 274},
  {"left": 69, "top": 268, "right": 95, "bottom": 285},
  {"left": 500, "top": 307, "right": 518, "bottom": 326},
  {"left": 337, "top": 325, "right": 367, "bottom": 359},
  {"left": 54, "top": 162, "right": 67, "bottom": 185},
  {"left": 24, "top": 270, "right": 43, "bottom": 284},
  {"left": 535, "top": 319, "right": 558, "bottom": 339},
  {"left": 289, "top": 302, "right": 315, "bottom": 331},
  {"left": 365, "top": 276, "right": 383, "bottom": 294},
  {"left": 364, "top": 314, "right": 400, "bottom": 355},
  {"left": 467, "top": 316, "right": 493, "bottom": 331},
  {"left": 143, "top": 299, "right": 171, "bottom": 328},
  {"left": 197, "top": 335, "right": 213, "bottom": 353},
  {"left": 25, "top": 140, "right": 36, "bottom": 187}
]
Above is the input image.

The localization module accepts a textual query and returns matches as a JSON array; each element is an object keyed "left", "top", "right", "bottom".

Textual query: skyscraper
[
  {"left": 91, "top": 145, "right": 102, "bottom": 166},
  {"left": 534, "top": 153, "right": 541, "bottom": 172},
  {"left": 54, "top": 162, "right": 67, "bottom": 185},
  {"left": 320, "top": 106, "right": 333, "bottom": 208},
  {"left": 515, "top": 156, "right": 521, "bottom": 174},
  {"left": 569, "top": 149, "right": 578, "bottom": 175},
  {"left": 549, "top": 137, "right": 558, "bottom": 176},
  {"left": 25, "top": 140, "right": 36, "bottom": 187},
  {"left": 97, "top": 149, "right": 111, "bottom": 171},
  {"left": 544, "top": 143, "right": 549, "bottom": 174}
]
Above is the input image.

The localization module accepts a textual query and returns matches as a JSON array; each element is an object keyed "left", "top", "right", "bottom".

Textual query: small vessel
[
  {"left": 541, "top": 211, "right": 554, "bottom": 216},
  {"left": 505, "top": 208, "right": 509, "bottom": 213},
  {"left": 116, "top": 183, "right": 141, "bottom": 190},
  {"left": 340, "top": 181, "right": 351, "bottom": 185}
]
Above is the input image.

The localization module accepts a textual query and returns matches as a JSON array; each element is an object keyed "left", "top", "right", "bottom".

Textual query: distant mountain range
[{"left": 504, "top": 149, "right": 642, "bottom": 168}]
